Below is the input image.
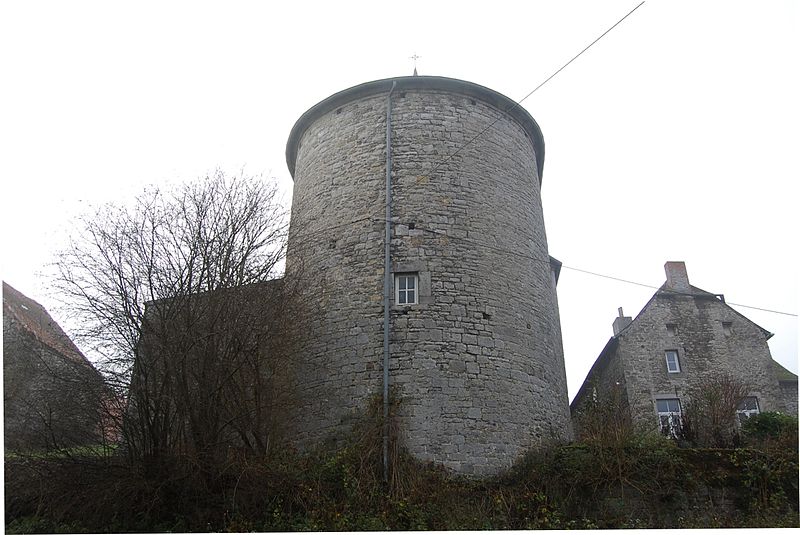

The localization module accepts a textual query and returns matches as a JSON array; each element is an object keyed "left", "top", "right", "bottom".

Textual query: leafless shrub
[
  {"left": 574, "top": 383, "right": 637, "bottom": 448},
  {"left": 680, "top": 373, "right": 750, "bottom": 448},
  {"left": 53, "top": 170, "right": 300, "bottom": 470}
]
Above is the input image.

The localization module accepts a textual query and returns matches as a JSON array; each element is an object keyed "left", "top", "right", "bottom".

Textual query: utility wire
[
  {"left": 294, "top": 1, "right": 646, "bottom": 236},
  {"left": 290, "top": 1, "right": 795, "bottom": 319},
  {"left": 291, "top": 212, "right": 796, "bottom": 318},
  {"left": 402, "top": 219, "right": 797, "bottom": 318},
  {"left": 427, "top": 1, "right": 646, "bottom": 178},
  {"left": 560, "top": 265, "right": 797, "bottom": 317},
  {"left": 719, "top": 303, "right": 797, "bottom": 318},
  {"left": 560, "top": 264, "right": 662, "bottom": 291}
]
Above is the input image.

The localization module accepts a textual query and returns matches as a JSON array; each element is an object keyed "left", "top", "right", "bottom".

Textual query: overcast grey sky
[{"left": 1, "top": 0, "right": 797, "bottom": 400}]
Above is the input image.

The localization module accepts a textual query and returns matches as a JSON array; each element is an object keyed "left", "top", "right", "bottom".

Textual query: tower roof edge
[{"left": 285, "top": 76, "right": 545, "bottom": 182}]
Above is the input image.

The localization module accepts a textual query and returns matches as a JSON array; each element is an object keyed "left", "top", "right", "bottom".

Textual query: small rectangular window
[
  {"left": 666, "top": 323, "right": 677, "bottom": 336},
  {"left": 656, "top": 398, "right": 682, "bottom": 438},
  {"left": 665, "top": 350, "right": 681, "bottom": 373},
  {"left": 736, "top": 396, "right": 760, "bottom": 424},
  {"left": 395, "top": 273, "right": 418, "bottom": 305}
]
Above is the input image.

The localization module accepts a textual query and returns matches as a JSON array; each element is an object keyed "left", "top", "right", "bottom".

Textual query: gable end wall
[{"left": 618, "top": 292, "right": 785, "bottom": 430}]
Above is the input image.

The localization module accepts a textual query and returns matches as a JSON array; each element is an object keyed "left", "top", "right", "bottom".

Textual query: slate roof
[{"left": 2, "top": 281, "right": 92, "bottom": 367}]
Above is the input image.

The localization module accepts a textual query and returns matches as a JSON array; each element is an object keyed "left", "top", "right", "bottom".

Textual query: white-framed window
[
  {"left": 395, "top": 273, "right": 418, "bottom": 305},
  {"left": 736, "top": 396, "right": 760, "bottom": 425},
  {"left": 656, "top": 398, "right": 682, "bottom": 438},
  {"left": 665, "top": 350, "right": 681, "bottom": 373}
]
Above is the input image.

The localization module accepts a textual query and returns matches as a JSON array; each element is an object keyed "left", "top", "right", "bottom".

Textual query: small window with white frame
[
  {"left": 656, "top": 398, "right": 682, "bottom": 438},
  {"left": 736, "top": 396, "right": 760, "bottom": 425},
  {"left": 395, "top": 273, "right": 418, "bottom": 305},
  {"left": 665, "top": 350, "right": 681, "bottom": 373}
]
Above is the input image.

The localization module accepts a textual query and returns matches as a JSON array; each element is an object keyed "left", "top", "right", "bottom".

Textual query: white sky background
[{"left": 1, "top": 0, "right": 797, "bottom": 401}]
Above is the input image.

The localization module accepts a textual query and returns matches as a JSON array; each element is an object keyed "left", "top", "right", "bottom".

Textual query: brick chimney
[
  {"left": 612, "top": 307, "right": 632, "bottom": 336},
  {"left": 664, "top": 261, "right": 690, "bottom": 291}
]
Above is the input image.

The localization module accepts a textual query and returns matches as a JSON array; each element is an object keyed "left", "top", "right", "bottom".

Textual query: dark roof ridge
[
  {"left": 2, "top": 281, "right": 91, "bottom": 367},
  {"left": 285, "top": 75, "right": 545, "bottom": 182},
  {"left": 143, "top": 277, "right": 284, "bottom": 307}
]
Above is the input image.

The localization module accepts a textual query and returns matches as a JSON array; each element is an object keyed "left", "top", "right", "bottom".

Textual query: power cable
[
  {"left": 292, "top": 1, "right": 646, "bottom": 236},
  {"left": 288, "top": 1, "right": 794, "bottom": 319},
  {"left": 427, "top": 1, "right": 646, "bottom": 178},
  {"left": 560, "top": 264, "right": 797, "bottom": 317},
  {"left": 403, "top": 219, "right": 797, "bottom": 318}
]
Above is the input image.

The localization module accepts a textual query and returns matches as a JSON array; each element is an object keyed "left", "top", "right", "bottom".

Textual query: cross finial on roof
[{"left": 410, "top": 53, "right": 421, "bottom": 76}]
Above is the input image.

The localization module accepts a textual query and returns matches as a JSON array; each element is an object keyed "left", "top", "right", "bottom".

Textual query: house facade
[
  {"left": 571, "top": 262, "right": 797, "bottom": 438},
  {"left": 3, "top": 282, "right": 112, "bottom": 451}
]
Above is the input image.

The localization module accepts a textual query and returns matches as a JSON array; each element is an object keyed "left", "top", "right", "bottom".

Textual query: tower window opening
[{"left": 395, "top": 273, "right": 418, "bottom": 305}]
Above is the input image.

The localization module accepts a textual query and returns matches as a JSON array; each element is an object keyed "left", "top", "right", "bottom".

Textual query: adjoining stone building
[
  {"left": 129, "top": 280, "right": 297, "bottom": 460},
  {"left": 570, "top": 261, "right": 798, "bottom": 438},
  {"left": 3, "top": 282, "right": 111, "bottom": 451},
  {"left": 284, "top": 75, "right": 572, "bottom": 474}
]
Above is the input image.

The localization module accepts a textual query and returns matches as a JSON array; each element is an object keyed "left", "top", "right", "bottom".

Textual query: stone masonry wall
[
  {"left": 617, "top": 291, "right": 787, "bottom": 430},
  {"left": 778, "top": 381, "right": 798, "bottom": 416},
  {"left": 285, "top": 78, "right": 572, "bottom": 474},
  {"left": 569, "top": 340, "right": 628, "bottom": 438},
  {"left": 284, "top": 96, "right": 387, "bottom": 446}
]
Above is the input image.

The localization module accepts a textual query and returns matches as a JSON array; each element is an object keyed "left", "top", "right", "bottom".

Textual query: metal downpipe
[{"left": 382, "top": 80, "right": 396, "bottom": 483}]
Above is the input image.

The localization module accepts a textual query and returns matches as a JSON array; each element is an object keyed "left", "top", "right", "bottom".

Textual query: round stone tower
[{"left": 285, "top": 76, "right": 571, "bottom": 475}]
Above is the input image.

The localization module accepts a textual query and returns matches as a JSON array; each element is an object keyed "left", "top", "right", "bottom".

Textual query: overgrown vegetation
[
  {"left": 680, "top": 372, "right": 751, "bottom": 448},
  {"left": 48, "top": 171, "right": 303, "bottom": 476},
  {"left": 742, "top": 411, "right": 798, "bottom": 449},
  {"left": 6, "top": 400, "right": 798, "bottom": 532}
]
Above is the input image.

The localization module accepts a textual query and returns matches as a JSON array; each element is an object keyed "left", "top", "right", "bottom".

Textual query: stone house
[
  {"left": 570, "top": 261, "right": 797, "bottom": 438},
  {"left": 3, "top": 282, "right": 113, "bottom": 451},
  {"left": 128, "top": 279, "right": 296, "bottom": 460}
]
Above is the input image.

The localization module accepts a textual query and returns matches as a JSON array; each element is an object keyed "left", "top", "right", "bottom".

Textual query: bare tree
[
  {"left": 54, "top": 170, "right": 299, "bottom": 468},
  {"left": 680, "top": 373, "right": 750, "bottom": 448}
]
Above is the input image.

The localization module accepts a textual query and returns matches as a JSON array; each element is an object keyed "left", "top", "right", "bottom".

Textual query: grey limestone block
[{"left": 284, "top": 76, "right": 572, "bottom": 476}]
